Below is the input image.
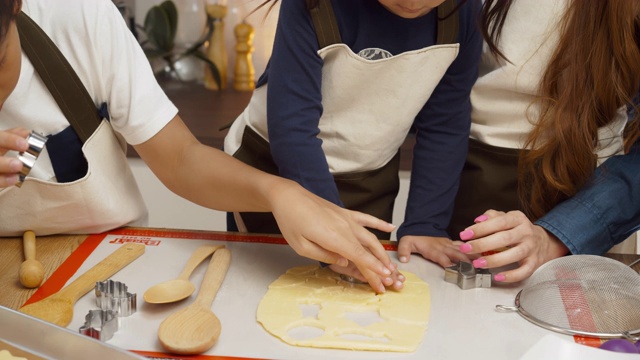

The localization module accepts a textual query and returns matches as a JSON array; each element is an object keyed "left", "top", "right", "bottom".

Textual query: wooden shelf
[{"left": 129, "top": 78, "right": 415, "bottom": 171}]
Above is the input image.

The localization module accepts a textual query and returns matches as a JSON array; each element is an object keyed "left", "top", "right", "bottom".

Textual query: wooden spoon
[
  {"left": 19, "top": 243, "right": 145, "bottom": 327},
  {"left": 158, "top": 247, "right": 231, "bottom": 355},
  {"left": 144, "top": 245, "right": 223, "bottom": 304},
  {"left": 18, "top": 230, "right": 45, "bottom": 288}
]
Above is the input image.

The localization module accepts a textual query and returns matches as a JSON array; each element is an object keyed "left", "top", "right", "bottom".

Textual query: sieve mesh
[{"left": 502, "top": 255, "right": 640, "bottom": 338}]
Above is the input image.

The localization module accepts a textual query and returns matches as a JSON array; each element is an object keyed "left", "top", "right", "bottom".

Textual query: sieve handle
[{"left": 495, "top": 305, "right": 518, "bottom": 312}]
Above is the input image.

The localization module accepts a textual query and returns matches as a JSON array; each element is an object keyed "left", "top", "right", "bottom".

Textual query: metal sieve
[{"left": 496, "top": 255, "right": 640, "bottom": 341}]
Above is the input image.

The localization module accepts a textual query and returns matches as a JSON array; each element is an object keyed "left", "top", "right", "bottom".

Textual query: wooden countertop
[
  {"left": 1, "top": 229, "right": 638, "bottom": 311},
  {"left": 0, "top": 233, "right": 87, "bottom": 310}
]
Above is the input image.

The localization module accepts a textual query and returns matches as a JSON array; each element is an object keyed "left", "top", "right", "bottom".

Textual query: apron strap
[
  {"left": 436, "top": 0, "right": 459, "bottom": 45},
  {"left": 307, "top": 0, "right": 341, "bottom": 48},
  {"left": 16, "top": 12, "right": 100, "bottom": 143},
  {"left": 307, "top": 0, "right": 460, "bottom": 48}
]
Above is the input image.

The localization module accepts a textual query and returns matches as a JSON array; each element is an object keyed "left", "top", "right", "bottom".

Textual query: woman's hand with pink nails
[
  {"left": 397, "top": 235, "right": 470, "bottom": 268},
  {"left": 456, "top": 210, "right": 570, "bottom": 282}
]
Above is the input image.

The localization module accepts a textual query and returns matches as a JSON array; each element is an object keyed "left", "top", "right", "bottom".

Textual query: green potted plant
[{"left": 139, "top": 0, "right": 221, "bottom": 88}]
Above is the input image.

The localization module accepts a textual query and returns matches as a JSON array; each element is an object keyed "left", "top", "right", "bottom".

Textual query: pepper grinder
[
  {"left": 233, "top": 21, "right": 255, "bottom": 91},
  {"left": 204, "top": 0, "right": 228, "bottom": 90}
]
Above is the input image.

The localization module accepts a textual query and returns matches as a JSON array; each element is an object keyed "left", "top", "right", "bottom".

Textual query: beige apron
[
  {"left": 0, "top": 120, "right": 147, "bottom": 237},
  {"left": 225, "top": 43, "right": 459, "bottom": 238}
]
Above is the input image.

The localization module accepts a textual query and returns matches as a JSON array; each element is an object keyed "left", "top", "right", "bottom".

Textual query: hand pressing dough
[{"left": 257, "top": 265, "right": 430, "bottom": 352}]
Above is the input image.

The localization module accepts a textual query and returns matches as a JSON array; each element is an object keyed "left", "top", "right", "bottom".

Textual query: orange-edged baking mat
[{"left": 23, "top": 228, "right": 398, "bottom": 360}]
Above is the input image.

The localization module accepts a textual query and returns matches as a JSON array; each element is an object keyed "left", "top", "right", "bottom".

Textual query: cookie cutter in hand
[
  {"left": 339, "top": 274, "right": 367, "bottom": 285},
  {"left": 15, "top": 131, "right": 47, "bottom": 188},
  {"left": 79, "top": 309, "right": 119, "bottom": 341},
  {"left": 95, "top": 279, "right": 137, "bottom": 317},
  {"left": 444, "top": 261, "right": 492, "bottom": 290}
]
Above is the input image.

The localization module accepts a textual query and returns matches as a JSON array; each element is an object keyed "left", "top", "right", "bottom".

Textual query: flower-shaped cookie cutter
[
  {"left": 95, "top": 279, "right": 137, "bottom": 317},
  {"left": 444, "top": 261, "right": 492, "bottom": 290},
  {"left": 79, "top": 309, "right": 119, "bottom": 341}
]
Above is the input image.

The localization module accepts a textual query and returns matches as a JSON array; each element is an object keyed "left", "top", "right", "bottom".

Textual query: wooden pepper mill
[
  {"left": 204, "top": 3, "right": 228, "bottom": 90},
  {"left": 233, "top": 21, "right": 255, "bottom": 91}
]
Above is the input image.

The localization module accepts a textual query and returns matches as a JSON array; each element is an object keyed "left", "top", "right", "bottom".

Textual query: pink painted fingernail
[
  {"left": 473, "top": 258, "right": 487, "bottom": 268},
  {"left": 459, "top": 243, "right": 472, "bottom": 253},
  {"left": 399, "top": 256, "right": 408, "bottom": 263},
  {"left": 459, "top": 229, "right": 475, "bottom": 241},
  {"left": 474, "top": 214, "right": 489, "bottom": 223},
  {"left": 494, "top": 274, "right": 506, "bottom": 282}
]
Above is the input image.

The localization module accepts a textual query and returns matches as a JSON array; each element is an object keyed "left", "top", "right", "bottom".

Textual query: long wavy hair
[{"left": 481, "top": 0, "right": 640, "bottom": 220}]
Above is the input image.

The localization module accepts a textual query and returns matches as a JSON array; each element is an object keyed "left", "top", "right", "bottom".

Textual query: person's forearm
[
  {"left": 135, "top": 116, "right": 288, "bottom": 213},
  {"left": 536, "top": 142, "right": 640, "bottom": 254}
]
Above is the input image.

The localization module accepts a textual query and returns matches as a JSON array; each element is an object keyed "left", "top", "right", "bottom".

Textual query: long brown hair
[{"left": 482, "top": 0, "right": 640, "bottom": 220}]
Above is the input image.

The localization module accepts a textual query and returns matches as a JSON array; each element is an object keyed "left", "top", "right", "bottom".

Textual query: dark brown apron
[
  {"left": 233, "top": 126, "right": 400, "bottom": 239},
  {"left": 447, "top": 138, "right": 524, "bottom": 238}
]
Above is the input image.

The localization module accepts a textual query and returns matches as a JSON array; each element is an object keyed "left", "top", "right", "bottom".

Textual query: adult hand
[
  {"left": 457, "top": 210, "right": 570, "bottom": 282},
  {"left": 329, "top": 260, "right": 405, "bottom": 291},
  {"left": 397, "top": 235, "right": 470, "bottom": 268},
  {"left": 270, "top": 183, "right": 398, "bottom": 294},
  {"left": 0, "top": 128, "right": 30, "bottom": 188}
]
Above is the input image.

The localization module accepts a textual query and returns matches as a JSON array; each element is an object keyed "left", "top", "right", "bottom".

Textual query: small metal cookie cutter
[
  {"left": 95, "top": 279, "right": 137, "bottom": 317},
  {"left": 79, "top": 309, "right": 119, "bottom": 341},
  {"left": 444, "top": 261, "right": 492, "bottom": 290},
  {"left": 15, "top": 131, "right": 47, "bottom": 188},
  {"left": 339, "top": 274, "right": 366, "bottom": 285}
]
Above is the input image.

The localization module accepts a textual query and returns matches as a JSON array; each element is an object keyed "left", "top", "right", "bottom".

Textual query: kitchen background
[
  {"left": 115, "top": 1, "right": 638, "bottom": 249},
  {"left": 113, "top": 0, "right": 412, "bottom": 238}
]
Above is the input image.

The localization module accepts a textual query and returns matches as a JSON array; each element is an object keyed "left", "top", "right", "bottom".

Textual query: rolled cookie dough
[
  {"left": 0, "top": 350, "right": 26, "bottom": 360},
  {"left": 257, "top": 265, "right": 430, "bottom": 352}
]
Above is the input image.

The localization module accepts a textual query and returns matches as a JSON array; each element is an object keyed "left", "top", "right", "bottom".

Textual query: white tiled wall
[{"left": 132, "top": 0, "right": 279, "bottom": 81}]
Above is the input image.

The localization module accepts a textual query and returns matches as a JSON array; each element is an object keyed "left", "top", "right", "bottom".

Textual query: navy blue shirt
[{"left": 260, "top": 0, "right": 482, "bottom": 238}]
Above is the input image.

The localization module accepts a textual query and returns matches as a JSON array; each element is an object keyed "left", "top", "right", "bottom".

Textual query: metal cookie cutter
[
  {"left": 444, "top": 261, "right": 492, "bottom": 290},
  {"left": 95, "top": 279, "right": 137, "bottom": 317},
  {"left": 79, "top": 309, "right": 119, "bottom": 341},
  {"left": 16, "top": 131, "right": 47, "bottom": 188},
  {"left": 339, "top": 274, "right": 367, "bottom": 285}
]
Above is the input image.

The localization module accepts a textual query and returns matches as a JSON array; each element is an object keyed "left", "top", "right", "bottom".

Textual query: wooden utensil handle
[
  {"left": 195, "top": 248, "right": 230, "bottom": 307},
  {"left": 23, "top": 230, "right": 36, "bottom": 260},
  {"left": 178, "top": 245, "right": 224, "bottom": 280},
  {"left": 58, "top": 243, "right": 145, "bottom": 302}
]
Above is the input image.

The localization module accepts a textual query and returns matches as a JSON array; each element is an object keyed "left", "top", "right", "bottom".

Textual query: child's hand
[
  {"left": 397, "top": 235, "right": 470, "bottom": 268},
  {"left": 0, "top": 128, "right": 30, "bottom": 187},
  {"left": 329, "top": 261, "right": 405, "bottom": 292}
]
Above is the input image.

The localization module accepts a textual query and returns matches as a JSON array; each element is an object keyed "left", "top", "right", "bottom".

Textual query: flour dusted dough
[
  {"left": 0, "top": 350, "right": 26, "bottom": 360},
  {"left": 257, "top": 265, "right": 430, "bottom": 352}
]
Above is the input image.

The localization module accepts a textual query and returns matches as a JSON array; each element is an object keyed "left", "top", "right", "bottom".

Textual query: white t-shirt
[
  {"left": 470, "top": 0, "right": 626, "bottom": 163},
  {"left": 0, "top": 0, "right": 178, "bottom": 180}
]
